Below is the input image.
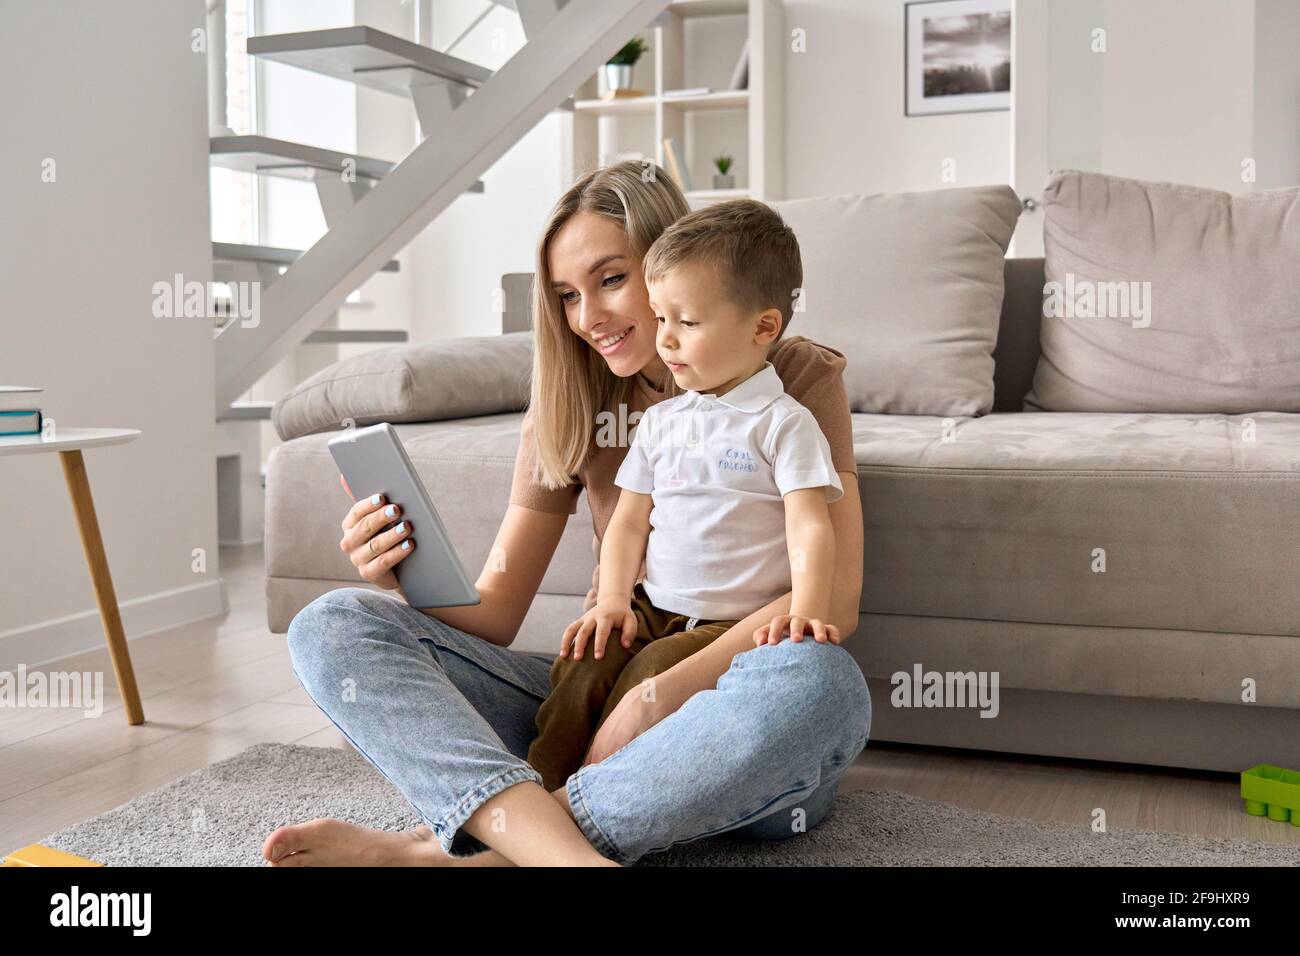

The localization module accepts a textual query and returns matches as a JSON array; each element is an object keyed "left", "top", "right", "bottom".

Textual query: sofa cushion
[
  {"left": 851, "top": 410, "right": 1300, "bottom": 638},
  {"left": 267, "top": 403, "right": 1300, "bottom": 642},
  {"left": 1026, "top": 170, "right": 1300, "bottom": 413},
  {"left": 271, "top": 332, "right": 533, "bottom": 442},
  {"left": 773, "top": 185, "right": 1022, "bottom": 417}
]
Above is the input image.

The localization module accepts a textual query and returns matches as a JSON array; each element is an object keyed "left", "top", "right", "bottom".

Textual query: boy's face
[{"left": 647, "top": 259, "right": 779, "bottom": 394}]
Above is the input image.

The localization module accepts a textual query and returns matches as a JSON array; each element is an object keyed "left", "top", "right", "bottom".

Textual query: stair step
[
  {"left": 246, "top": 26, "right": 493, "bottom": 97},
  {"left": 212, "top": 242, "right": 400, "bottom": 272},
  {"left": 210, "top": 135, "right": 395, "bottom": 181},
  {"left": 219, "top": 401, "right": 275, "bottom": 422},
  {"left": 209, "top": 135, "right": 485, "bottom": 193},
  {"left": 303, "top": 329, "right": 409, "bottom": 344}
]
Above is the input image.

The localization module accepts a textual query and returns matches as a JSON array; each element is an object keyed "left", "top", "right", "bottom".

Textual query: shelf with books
[{"left": 559, "top": 0, "right": 782, "bottom": 204}]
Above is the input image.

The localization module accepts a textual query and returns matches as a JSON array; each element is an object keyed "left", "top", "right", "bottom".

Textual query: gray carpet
[{"left": 41, "top": 743, "right": 1300, "bottom": 866}]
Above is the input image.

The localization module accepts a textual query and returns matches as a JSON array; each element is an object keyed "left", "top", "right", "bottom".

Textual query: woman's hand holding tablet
[
  {"left": 328, "top": 423, "right": 481, "bottom": 610},
  {"left": 337, "top": 476, "right": 410, "bottom": 593}
]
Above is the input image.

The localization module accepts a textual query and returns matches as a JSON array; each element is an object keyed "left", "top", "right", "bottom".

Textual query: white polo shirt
[{"left": 613, "top": 360, "right": 844, "bottom": 620}]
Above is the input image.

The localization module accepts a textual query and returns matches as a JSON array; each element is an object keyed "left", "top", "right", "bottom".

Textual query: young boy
[{"left": 527, "top": 199, "right": 843, "bottom": 793}]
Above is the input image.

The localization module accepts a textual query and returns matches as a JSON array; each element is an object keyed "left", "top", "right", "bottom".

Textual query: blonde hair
[
  {"left": 643, "top": 198, "right": 803, "bottom": 335},
  {"left": 529, "top": 160, "right": 690, "bottom": 490}
]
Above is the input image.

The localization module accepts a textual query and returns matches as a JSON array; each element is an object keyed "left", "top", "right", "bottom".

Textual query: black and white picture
[{"left": 906, "top": 0, "right": 1012, "bottom": 116}]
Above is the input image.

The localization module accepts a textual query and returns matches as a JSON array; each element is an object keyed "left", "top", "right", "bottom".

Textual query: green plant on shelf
[
  {"left": 714, "top": 154, "right": 734, "bottom": 175},
  {"left": 607, "top": 36, "right": 648, "bottom": 66}
]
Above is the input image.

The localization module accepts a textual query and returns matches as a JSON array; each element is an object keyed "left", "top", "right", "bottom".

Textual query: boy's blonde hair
[{"left": 642, "top": 198, "right": 803, "bottom": 337}]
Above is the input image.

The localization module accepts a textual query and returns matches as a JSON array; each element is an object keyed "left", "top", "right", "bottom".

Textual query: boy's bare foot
[{"left": 262, "top": 820, "right": 485, "bottom": 867}]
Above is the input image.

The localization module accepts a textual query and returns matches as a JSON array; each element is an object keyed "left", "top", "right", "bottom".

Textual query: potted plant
[
  {"left": 601, "top": 36, "right": 648, "bottom": 97},
  {"left": 712, "top": 154, "right": 735, "bottom": 190}
]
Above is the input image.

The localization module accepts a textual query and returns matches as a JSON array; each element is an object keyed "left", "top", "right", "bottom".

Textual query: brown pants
[{"left": 527, "top": 582, "right": 740, "bottom": 793}]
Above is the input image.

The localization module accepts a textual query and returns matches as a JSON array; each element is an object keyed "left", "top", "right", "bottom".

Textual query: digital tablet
[{"left": 328, "top": 422, "right": 481, "bottom": 609}]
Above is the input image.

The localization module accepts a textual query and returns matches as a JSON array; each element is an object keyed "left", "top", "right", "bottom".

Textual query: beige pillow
[
  {"left": 773, "top": 185, "right": 1021, "bottom": 416},
  {"left": 1026, "top": 170, "right": 1300, "bottom": 412},
  {"left": 272, "top": 332, "right": 532, "bottom": 442}
]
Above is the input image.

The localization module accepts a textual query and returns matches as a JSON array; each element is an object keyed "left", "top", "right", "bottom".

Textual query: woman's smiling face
[{"left": 547, "top": 212, "right": 666, "bottom": 383}]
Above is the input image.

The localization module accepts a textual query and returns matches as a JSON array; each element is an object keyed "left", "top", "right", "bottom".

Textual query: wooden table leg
[{"left": 58, "top": 449, "right": 144, "bottom": 725}]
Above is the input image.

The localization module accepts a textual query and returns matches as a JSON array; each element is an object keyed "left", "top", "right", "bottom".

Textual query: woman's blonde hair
[{"left": 528, "top": 160, "right": 690, "bottom": 489}]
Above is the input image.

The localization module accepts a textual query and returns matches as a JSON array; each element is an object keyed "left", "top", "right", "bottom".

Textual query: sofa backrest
[
  {"left": 485, "top": 257, "right": 1047, "bottom": 415},
  {"left": 992, "top": 257, "right": 1045, "bottom": 413}
]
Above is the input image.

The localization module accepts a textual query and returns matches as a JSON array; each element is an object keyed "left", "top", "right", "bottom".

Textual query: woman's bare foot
[
  {"left": 262, "top": 820, "right": 491, "bottom": 867},
  {"left": 262, "top": 786, "right": 621, "bottom": 867}
]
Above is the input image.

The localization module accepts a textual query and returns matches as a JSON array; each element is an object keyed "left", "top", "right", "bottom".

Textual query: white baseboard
[{"left": 0, "top": 579, "right": 230, "bottom": 672}]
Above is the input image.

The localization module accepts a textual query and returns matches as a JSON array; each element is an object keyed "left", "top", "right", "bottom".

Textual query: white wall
[
  {"left": 1253, "top": 0, "right": 1300, "bottom": 191},
  {"left": 1034, "top": 0, "right": 1299, "bottom": 195},
  {"left": 407, "top": 118, "right": 565, "bottom": 341},
  {"left": 1096, "top": 0, "right": 1256, "bottom": 193},
  {"left": 783, "top": 0, "right": 1011, "bottom": 198},
  {"left": 406, "top": 0, "right": 568, "bottom": 342},
  {"left": 0, "top": 0, "right": 222, "bottom": 666}
]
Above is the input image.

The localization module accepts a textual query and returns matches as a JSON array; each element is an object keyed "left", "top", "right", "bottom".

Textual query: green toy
[{"left": 1240, "top": 764, "right": 1300, "bottom": 825}]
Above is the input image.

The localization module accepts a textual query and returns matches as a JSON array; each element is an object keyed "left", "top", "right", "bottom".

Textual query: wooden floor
[{"left": 2, "top": 542, "right": 1295, "bottom": 857}]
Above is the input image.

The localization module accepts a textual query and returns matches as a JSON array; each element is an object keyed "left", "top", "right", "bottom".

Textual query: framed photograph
[{"left": 905, "top": 0, "right": 1012, "bottom": 116}]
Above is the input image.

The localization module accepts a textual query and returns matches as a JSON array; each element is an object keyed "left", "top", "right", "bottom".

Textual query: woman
[{"left": 262, "top": 161, "right": 871, "bottom": 867}]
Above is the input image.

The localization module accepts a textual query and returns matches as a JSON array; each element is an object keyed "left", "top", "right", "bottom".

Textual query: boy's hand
[
  {"left": 753, "top": 613, "right": 841, "bottom": 647},
  {"left": 562, "top": 600, "right": 638, "bottom": 661},
  {"left": 583, "top": 551, "right": 648, "bottom": 613}
]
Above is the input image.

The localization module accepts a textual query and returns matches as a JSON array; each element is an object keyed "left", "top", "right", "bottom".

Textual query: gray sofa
[{"left": 262, "top": 250, "right": 1300, "bottom": 775}]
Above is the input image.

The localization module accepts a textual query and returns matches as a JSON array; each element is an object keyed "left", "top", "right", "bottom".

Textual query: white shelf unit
[{"left": 560, "top": 0, "right": 784, "bottom": 205}]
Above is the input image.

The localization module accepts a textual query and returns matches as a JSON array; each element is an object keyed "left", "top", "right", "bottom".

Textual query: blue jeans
[{"left": 286, "top": 586, "right": 872, "bottom": 865}]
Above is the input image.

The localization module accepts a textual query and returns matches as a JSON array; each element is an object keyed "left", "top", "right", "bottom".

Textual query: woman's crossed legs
[{"left": 264, "top": 586, "right": 871, "bottom": 866}]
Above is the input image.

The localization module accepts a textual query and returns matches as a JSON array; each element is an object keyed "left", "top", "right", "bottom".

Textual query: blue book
[
  {"left": 0, "top": 386, "right": 45, "bottom": 436},
  {"left": 0, "top": 409, "right": 43, "bottom": 436}
]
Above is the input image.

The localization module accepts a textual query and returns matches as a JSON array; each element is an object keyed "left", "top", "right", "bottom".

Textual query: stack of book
[{"left": 1, "top": 386, "right": 44, "bottom": 437}]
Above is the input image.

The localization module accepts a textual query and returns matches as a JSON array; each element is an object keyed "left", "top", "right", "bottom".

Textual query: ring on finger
[{"left": 369, "top": 538, "right": 378, "bottom": 556}]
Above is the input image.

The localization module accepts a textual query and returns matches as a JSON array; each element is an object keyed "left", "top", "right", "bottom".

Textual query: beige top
[{"left": 509, "top": 335, "right": 857, "bottom": 545}]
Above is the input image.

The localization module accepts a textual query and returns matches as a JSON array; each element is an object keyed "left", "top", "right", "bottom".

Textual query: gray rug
[{"left": 41, "top": 743, "right": 1300, "bottom": 866}]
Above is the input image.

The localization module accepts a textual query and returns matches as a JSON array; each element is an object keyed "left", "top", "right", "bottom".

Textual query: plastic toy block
[
  {"left": 2, "top": 844, "right": 103, "bottom": 866},
  {"left": 1240, "top": 764, "right": 1300, "bottom": 826}
]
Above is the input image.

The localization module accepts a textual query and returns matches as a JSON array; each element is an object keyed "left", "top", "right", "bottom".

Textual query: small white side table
[{"left": 0, "top": 427, "right": 145, "bottom": 725}]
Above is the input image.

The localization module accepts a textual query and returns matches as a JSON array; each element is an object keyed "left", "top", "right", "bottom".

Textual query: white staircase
[
  {"left": 212, "top": 0, "right": 670, "bottom": 544},
  {"left": 211, "top": 133, "right": 396, "bottom": 181},
  {"left": 214, "top": 0, "right": 670, "bottom": 410}
]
